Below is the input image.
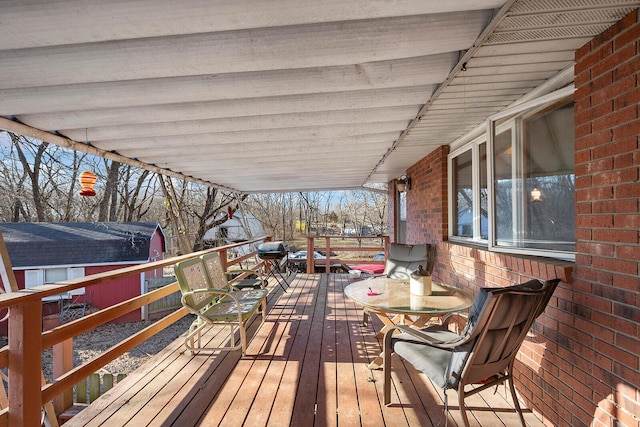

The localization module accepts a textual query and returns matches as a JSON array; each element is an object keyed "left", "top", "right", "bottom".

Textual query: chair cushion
[
  {"left": 392, "top": 326, "right": 469, "bottom": 388},
  {"left": 384, "top": 244, "right": 429, "bottom": 280}
]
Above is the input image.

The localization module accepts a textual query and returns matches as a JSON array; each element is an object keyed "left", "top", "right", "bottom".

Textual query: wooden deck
[{"left": 64, "top": 274, "right": 545, "bottom": 426}]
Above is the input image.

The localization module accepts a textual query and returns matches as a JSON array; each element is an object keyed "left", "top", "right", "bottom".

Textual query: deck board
[{"left": 63, "top": 274, "right": 545, "bottom": 427}]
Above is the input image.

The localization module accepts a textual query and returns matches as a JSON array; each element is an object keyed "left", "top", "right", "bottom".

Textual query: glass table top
[{"left": 344, "top": 277, "right": 474, "bottom": 315}]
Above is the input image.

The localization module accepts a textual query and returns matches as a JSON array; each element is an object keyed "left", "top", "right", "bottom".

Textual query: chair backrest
[
  {"left": 201, "top": 252, "right": 230, "bottom": 289},
  {"left": 174, "top": 257, "right": 215, "bottom": 311},
  {"left": 447, "top": 279, "right": 560, "bottom": 388},
  {"left": 384, "top": 243, "right": 435, "bottom": 279}
]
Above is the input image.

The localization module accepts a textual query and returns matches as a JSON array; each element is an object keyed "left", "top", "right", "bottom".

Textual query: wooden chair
[
  {"left": 383, "top": 278, "right": 560, "bottom": 426},
  {"left": 174, "top": 257, "right": 266, "bottom": 355}
]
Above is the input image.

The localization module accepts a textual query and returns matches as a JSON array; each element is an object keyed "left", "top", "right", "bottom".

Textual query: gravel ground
[{"left": 40, "top": 314, "right": 195, "bottom": 382}]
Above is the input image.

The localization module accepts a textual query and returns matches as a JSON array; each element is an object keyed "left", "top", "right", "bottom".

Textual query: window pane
[
  {"left": 493, "top": 128, "right": 513, "bottom": 243},
  {"left": 523, "top": 102, "right": 575, "bottom": 251},
  {"left": 44, "top": 268, "right": 67, "bottom": 283},
  {"left": 453, "top": 150, "right": 473, "bottom": 237},
  {"left": 398, "top": 191, "right": 406, "bottom": 221},
  {"left": 479, "top": 143, "right": 488, "bottom": 239}
]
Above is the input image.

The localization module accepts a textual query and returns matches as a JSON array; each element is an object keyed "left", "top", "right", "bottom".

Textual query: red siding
[{"left": 84, "top": 265, "right": 142, "bottom": 322}]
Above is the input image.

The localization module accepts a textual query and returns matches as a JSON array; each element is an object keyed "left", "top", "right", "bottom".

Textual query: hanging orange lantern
[{"left": 78, "top": 170, "right": 97, "bottom": 196}]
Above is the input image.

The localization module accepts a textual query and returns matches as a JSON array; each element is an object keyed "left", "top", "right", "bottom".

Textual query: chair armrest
[
  {"left": 226, "top": 268, "right": 266, "bottom": 280},
  {"left": 383, "top": 324, "right": 469, "bottom": 350},
  {"left": 442, "top": 312, "right": 468, "bottom": 329},
  {"left": 383, "top": 324, "right": 444, "bottom": 345},
  {"left": 182, "top": 287, "right": 242, "bottom": 304}
]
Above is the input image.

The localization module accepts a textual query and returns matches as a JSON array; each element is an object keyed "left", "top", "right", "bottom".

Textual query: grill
[
  {"left": 257, "top": 241, "right": 289, "bottom": 260},
  {"left": 257, "top": 241, "right": 289, "bottom": 291}
]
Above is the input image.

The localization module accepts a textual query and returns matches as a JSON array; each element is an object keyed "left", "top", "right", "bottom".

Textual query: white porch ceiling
[{"left": 1, "top": 1, "right": 638, "bottom": 193}]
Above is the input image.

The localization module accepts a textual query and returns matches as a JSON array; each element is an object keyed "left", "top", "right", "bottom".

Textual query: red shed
[{"left": 0, "top": 222, "right": 167, "bottom": 334}]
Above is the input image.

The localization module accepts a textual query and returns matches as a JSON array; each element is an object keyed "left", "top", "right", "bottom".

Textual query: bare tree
[
  {"left": 98, "top": 160, "right": 121, "bottom": 221},
  {"left": 11, "top": 133, "right": 49, "bottom": 221}
]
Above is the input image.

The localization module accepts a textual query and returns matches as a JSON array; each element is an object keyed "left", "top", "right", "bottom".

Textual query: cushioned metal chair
[
  {"left": 383, "top": 243, "right": 435, "bottom": 279},
  {"left": 362, "top": 243, "right": 435, "bottom": 324},
  {"left": 383, "top": 278, "right": 560, "bottom": 426}
]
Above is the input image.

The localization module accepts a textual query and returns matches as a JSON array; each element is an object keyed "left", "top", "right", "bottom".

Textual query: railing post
[
  {"left": 8, "top": 299, "right": 42, "bottom": 426},
  {"left": 384, "top": 235, "right": 390, "bottom": 260},
  {"left": 219, "top": 248, "right": 228, "bottom": 271},
  {"left": 306, "top": 237, "right": 314, "bottom": 274},
  {"left": 53, "top": 338, "right": 74, "bottom": 412},
  {"left": 325, "top": 236, "right": 331, "bottom": 273}
]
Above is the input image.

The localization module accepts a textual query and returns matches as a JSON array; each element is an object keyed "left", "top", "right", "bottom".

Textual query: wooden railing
[
  {"left": 305, "top": 235, "right": 389, "bottom": 274},
  {"left": 0, "top": 236, "right": 271, "bottom": 426}
]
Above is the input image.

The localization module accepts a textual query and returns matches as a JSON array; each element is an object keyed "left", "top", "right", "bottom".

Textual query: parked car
[
  {"left": 287, "top": 250, "right": 344, "bottom": 273},
  {"left": 288, "top": 250, "right": 325, "bottom": 260}
]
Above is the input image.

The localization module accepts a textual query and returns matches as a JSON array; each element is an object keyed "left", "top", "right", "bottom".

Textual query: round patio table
[{"left": 344, "top": 277, "right": 474, "bottom": 368}]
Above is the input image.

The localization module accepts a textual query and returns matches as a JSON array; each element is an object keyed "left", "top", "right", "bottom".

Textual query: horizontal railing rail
[
  {"left": 0, "top": 236, "right": 271, "bottom": 426},
  {"left": 305, "top": 235, "right": 389, "bottom": 274}
]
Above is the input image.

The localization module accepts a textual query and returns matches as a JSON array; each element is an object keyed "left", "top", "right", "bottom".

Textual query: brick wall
[
  {"left": 573, "top": 9, "right": 640, "bottom": 427},
  {"left": 386, "top": 10, "right": 639, "bottom": 427},
  {"left": 404, "top": 146, "right": 449, "bottom": 245}
]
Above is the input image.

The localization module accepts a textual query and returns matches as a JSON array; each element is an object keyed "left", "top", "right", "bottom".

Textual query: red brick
[
  {"left": 592, "top": 137, "right": 639, "bottom": 160},
  {"left": 614, "top": 10, "right": 640, "bottom": 48},
  {"left": 577, "top": 41, "right": 613, "bottom": 71},
  {"left": 575, "top": 228, "right": 592, "bottom": 240},
  {"left": 593, "top": 229, "right": 637, "bottom": 243},
  {"left": 592, "top": 42, "right": 637, "bottom": 78},
  {"left": 575, "top": 122, "right": 593, "bottom": 138},
  {"left": 592, "top": 104, "right": 637, "bottom": 133},
  {"left": 614, "top": 85, "right": 640, "bottom": 110},
  {"left": 612, "top": 119, "right": 640, "bottom": 140},
  {"left": 585, "top": 157, "right": 615, "bottom": 174},
  {"left": 613, "top": 152, "right": 636, "bottom": 169},
  {"left": 599, "top": 9, "right": 638, "bottom": 45},
  {"left": 575, "top": 39, "right": 595, "bottom": 63},
  {"left": 575, "top": 101, "right": 613, "bottom": 124},
  {"left": 615, "top": 182, "right": 640, "bottom": 199},
  {"left": 590, "top": 200, "right": 613, "bottom": 213},
  {"left": 592, "top": 168, "right": 639, "bottom": 186},
  {"left": 576, "top": 214, "right": 613, "bottom": 228},
  {"left": 576, "top": 186, "right": 613, "bottom": 202},
  {"left": 574, "top": 95, "right": 591, "bottom": 113},
  {"left": 575, "top": 148, "right": 591, "bottom": 165},
  {"left": 591, "top": 199, "right": 637, "bottom": 214},
  {"left": 592, "top": 74, "right": 637, "bottom": 106},
  {"left": 575, "top": 202, "right": 592, "bottom": 214},
  {"left": 614, "top": 213, "right": 640, "bottom": 229}
]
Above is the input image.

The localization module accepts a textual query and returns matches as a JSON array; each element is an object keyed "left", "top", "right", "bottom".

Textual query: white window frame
[
  {"left": 448, "top": 85, "right": 575, "bottom": 261},
  {"left": 25, "top": 267, "right": 86, "bottom": 301},
  {"left": 448, "top": 136, "right": 487, "bottom": 243},
  {"left": 487, "top": 86, "right": 575, "bottom": 260}
]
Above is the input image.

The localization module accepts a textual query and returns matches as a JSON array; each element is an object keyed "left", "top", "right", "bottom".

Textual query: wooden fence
[{"left": 143, "top": 276, "right": 181, "bottom": 320}]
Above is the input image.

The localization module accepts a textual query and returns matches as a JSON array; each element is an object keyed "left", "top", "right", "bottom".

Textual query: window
[
  {"left": 449, "top": 86, "right": 575, "bottom": 260},
  {"left": 450, "top": 141, "right": 488, "bottom": 241},
  {"left": 397, "top": 190, "right": 407, "bottom": 243},
  {"left": 44, "top": 268, "right": 67, "bottom": 283},
  {"left": 24, "top": 267, "right": 85, "bottom": 300}
]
